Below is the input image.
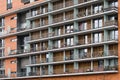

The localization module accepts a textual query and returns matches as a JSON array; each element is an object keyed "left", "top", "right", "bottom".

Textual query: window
[
  {"left": 11, "top": 38, "right": 17, "bottom": 42},
  {"left": 32, "top": 9, "right": 38, "bottom": 16},
  {"left": 108, "top": 15, "right": 117, "bottom": 21},
  {"left": 21, "top": 0, "right": 30, "bottom": 4},
  {"left": 98, "top": 60, "right": 104, "bottom": 67},
  {"left": 54, "top": 27, "right": 61, "bottom": 36},
  {"left": 57, "top": 40, "right": 61, "bottom": 48},
  {"left": 66, "top": 37, "right": 74, "bottom": 46},
  {"left": 84, "top": 48, "right": 87, "bottom": 53},
  {"left": 93, "top": 33, "right": 102, "bottom": 43},
  {"left": 32, "top": 43, "right": 39, "bottom": 51},
  {"left": 0, "top": 71, "right": 4, "bottom": 75},
  {"left": 41, "top": 42, "right": 46, "bottom": 50},
  {"left": 11, "top": 72, "right": 16, "bottom": 74},
  {"left": 46, "top": 53, "right": 49, "bottom": 62},
  {"left": 31, "top": 55, "right": 36, "bottom": 64},
  {"left": 79, "top": 22, "right": 87, "bottom": 30},
  {"left": 70, "top": 50, "right": 74, "bottom": 59},
  {"left": 110, "top": 30, "right": 118, "bottom": 40},
  {"left": 11, "top": 16, "right": 17, "bottom": 20},
  {"left": 79, "top": 48, "right": 88, "bottom": 58},
  {"left": 109, "top": 1, "right": 118, "bottom": 7},
  {"left": 56, "top": 28, "right": 61, "bottom": 36},
  {"left": 10, "top": 60, "right": 16, "bottom": 64},
  {"left": 108, "top": 59, "right": 118, "bottom": 66},
  {"left": 7, "top": 0, "right": 12, "bottom": 10},
  {"left": 84, "top": 35, "right": 88, "bottom": 44},
  {"left": 0, "top": 18, "right": 4, "bottom": 27},
  {"left": 53, "top": 40, "right": 61, "bottom": 48},
  {"left": 93, "top": 18, "right": 103, "bottom": 29},
  {"left": 41, "top": 5, "right": 48, "bottom": 14},
  {"left": 65, "top": 24, "right": 74, "bottom": 33},
  {"left": 93, "top": 4, "right": 103, "bottom": 14},
  {"left": 41, "top": 18, "right": 45, "bottom": 26}
]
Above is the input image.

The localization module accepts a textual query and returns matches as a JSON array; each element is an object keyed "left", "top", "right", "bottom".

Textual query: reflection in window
[
  {"left": 54, "top": 40, "right": 61, "bottom": 48},
  {"left": 84, "top": 35, "right": 88, "bottom": 44},
  {"left": 65, "top": 24, "right": 74, "bottom": 33},
  {"left": 93, "top": 4, "right": 103, "bottom": 14},
  {"left": 109, "top": 1, "right": 118, "bottom": 7},
  {"left": 93, "top": 18, "right": 103, "bottom": 29},
  {"left": 93, "top": 33, "right": 102, "bottom": 43},
  {"left": 66, "top": 37, "right": 74, "bottom": 46},
  {"left": 98, "top": 60, "right": 104, "bottom": 67},
  {"left": 79, "top": 22, "right": 87, "bottom": 30},
  {"left": 110, "top": 30, "right": 118, "bottom": 40}
]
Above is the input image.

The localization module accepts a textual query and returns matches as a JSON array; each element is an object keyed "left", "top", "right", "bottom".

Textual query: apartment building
[{"left": 0, "top": 0, "right": 119, "bottom": 80}]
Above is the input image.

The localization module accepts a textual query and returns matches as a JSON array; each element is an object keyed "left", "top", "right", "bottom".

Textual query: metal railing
[
  {"left": 2, "top": 65, "right": 118, "bottom": 78},
  {"left": 29, "top": 50, "right": 118, "bottom": 64}
]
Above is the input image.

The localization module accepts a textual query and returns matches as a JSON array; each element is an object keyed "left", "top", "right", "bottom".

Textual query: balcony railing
[
  {"left": 30, "top": 50, "right": 118, "bottom": 64},
  {"left": 17, "top": 72, "right": 26, "bottom": 77},
  {"left": 1, "top": 65, "right": 118, "bottom": 78},
  {"left": 104, "top": 6, "right": 118, "bottom": 12},
  {"left": 104, "top": 20, "right": 118, "bottom": 26},
  {"left": 92, "top": 50, "right": 118, "bottom": 58},
  {"left": 76, "top": 38, "right": 91, "bottom": 45},
  {"left": 0, "top": 74, "right": 6, "bottom": 78},
  {"left": 28, "top": 72, "right": 40, "bottom": 76},
  {"left": 0, "top": 5, "right": 117, "bottom": 37},
  {"left": 31, "top": 35, "right": 40, "bottom": 40},
  {"left": 40, "top": 33, "right": 48, "bottom": 38}
]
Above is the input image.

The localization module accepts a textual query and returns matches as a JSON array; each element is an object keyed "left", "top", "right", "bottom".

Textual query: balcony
[
  {"left": 104, "top": 6, "right": 118, "bottom": 12},
  {"left": 41, "top": 66, "right": 118, "bottom": 76},
  {"left": 28, "top": 50, "right": 118, "bottom": 65},
  {"left": 0, "top": 65, "right": 118, "bottom": 79},
  {"left": 8, "top": 36, "right": 118, "bottom": 57},
  {"left": 92, "top": 50, "right": 118, "bottom": 58},
  {"left": 0, "top": 4, "right": 117, "bottom": 39},
  {"left": 0, "top": 74, "right": 6, "bottom": 78},
  {"left": 28, "top": 72, "right": 40, "bottom": 76},
  {"left": 27, "top": 19, "right": 117, "bottom": 43},
  {"left": 17, "top": 72, "right": 26, "bottom": 77},
  {"left": 26, "top": 0, "right": 100, "bottom": 21},
  {"left": 104, "top": 20, "right": 117, "bottom": 27}
]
